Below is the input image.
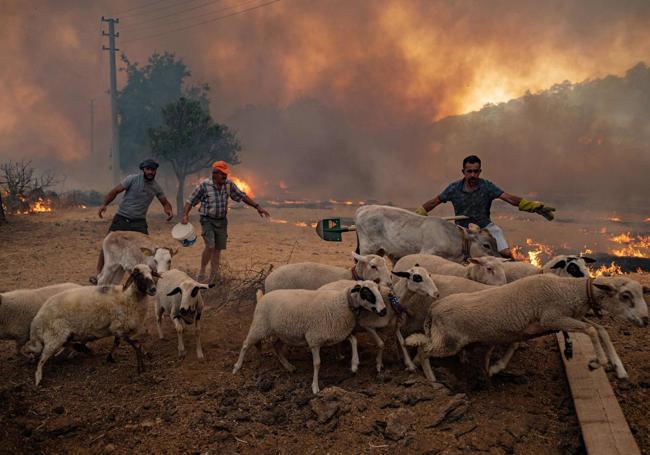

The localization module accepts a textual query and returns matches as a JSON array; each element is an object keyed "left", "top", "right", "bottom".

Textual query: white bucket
[{"left": 171, "top": 222, "right": 197, "bottom": 247}]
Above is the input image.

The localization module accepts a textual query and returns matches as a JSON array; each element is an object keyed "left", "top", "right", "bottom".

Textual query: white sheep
[
  {"left": 95, "top": 231, "right": 177, "bottom": 285},
  {"left": 232, "top": 281, "right": 386, "bottom": 394},
  {"left": 406, "top": 275, "right": 649, "bottom": 382},
  {"left": 502, "top": 255, "right": 596, "bottom": 282},
  {"left": 25, "top": 265, "right": 159, "bottom": 386},
  {"left": 264, "top": 252, "right": 392, "bottom": 293},
  {"left": 319, "top": 266, "right": 439, "bottom": 372},
  {"left": 394, "top": 254, "right": 507, "bottom": 285},
  {"left": 0, "top": 283, "right": 81, "bottom": 356},
  {"left": 155, "top": 269, "right": 214, "bottom": 360}
]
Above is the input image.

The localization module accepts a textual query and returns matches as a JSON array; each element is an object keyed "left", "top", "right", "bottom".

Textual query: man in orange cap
[{"left": 182, "top": 161, "right": 270, "bottom": 281}]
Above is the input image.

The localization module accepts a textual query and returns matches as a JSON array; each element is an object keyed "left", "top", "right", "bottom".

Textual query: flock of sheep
[{"left": 0, "top": 205, "right": 648, "bottom": 397}]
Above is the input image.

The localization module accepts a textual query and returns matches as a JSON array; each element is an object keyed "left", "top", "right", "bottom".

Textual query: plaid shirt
[{"left": 187, "top": 178, "right": 247, "bottom": 219}]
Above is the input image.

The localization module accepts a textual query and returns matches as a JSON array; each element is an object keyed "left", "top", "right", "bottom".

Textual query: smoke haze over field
[{"left": 1, "top": 0, "right": 650, "bottom": 207}]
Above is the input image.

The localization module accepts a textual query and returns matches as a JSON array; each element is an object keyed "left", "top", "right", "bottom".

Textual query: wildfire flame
[
  {"left": 644, "top": 217, "right": 650, "bottom": 222},
  {"left": 608, "top": 216, "right": 622, "bottom": 222},
  {"left": 591, "top": 262, "right": 623, "bottom": 277},
  {"left": 231, "top": 176, "right": 254, "bottom": 198},
  {"left": 525, "top": 238, "right": 554, "bottom": 267},
  {"left": 608, "top": 232, "right": 649, "bottom": 258}
]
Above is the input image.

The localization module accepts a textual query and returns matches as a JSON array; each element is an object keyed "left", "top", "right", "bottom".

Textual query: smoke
[{"left": 1, "top": 0, "right": 650, "bottom": 205}]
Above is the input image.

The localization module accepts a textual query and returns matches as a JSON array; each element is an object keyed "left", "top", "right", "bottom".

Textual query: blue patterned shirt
[
  {"left": 187, "top": 178, "right": 247, "bottom": 219},
  {"left": 439, "top": 178, "right": 503, "bottom": 228}
]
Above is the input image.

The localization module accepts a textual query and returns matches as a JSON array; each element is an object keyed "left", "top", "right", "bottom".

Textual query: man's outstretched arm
[
  {"left": 98, "top": 184, "right": 125, "bottom": 218},
  {"left": 499, "top": 192, "right": 555, "bottom": 221},
  {"left": 415, "top": 195, "right": 443, "bottom": 216}
]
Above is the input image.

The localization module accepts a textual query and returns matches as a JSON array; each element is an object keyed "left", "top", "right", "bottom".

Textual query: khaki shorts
[{"left": 200, "top": 216, "right": 228, "bottom": 250}]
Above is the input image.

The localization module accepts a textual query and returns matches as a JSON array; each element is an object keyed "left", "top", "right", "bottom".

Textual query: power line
[
  {"left": 122, "top": 0, "right": 280, "bottom": 44},
  {"left": 117, "top": 0, "right": 175, "bottom": 16},
  {"left": 121, "top": 0, "right": 262, "bottom": 33},
  {"left": 119, "top": 0, "right": 207, "bottom": 19},
  {"left": 121, "top": 0, "right": 228, "bottom": 31}
]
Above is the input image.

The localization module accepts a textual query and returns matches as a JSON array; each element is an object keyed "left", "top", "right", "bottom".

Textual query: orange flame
[
  {"left": 525, "top": 238, "right": 555, "bottom": 267},
  {"left": 608, "top": 216, "right": 622, "bottom": 222},
  {"left": 591, "top": 262, "right": 623, "bottom": 277},
  {"left": 230, "top": 176, "right": 254, "bottom": 198},
  {"left": 608, "top": 232, "right": 649, "bottom": 258}
]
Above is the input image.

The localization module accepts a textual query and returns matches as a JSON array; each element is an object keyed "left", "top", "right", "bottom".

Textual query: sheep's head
[
  {"left": 140, "top": 247, "right": 177, "bottom": 273},
  {"left": 543, "top": 255, "right": 595, "bottom": 278},
  {"left": 124, "top": 264, "right": 158, "bottom": 296},
  {"left": 591, "top": 277, "right": 649, "bottom": 327},
  {"left": 466, "top": 224, "right": 500, "bottom": 258},
  {"left": 467, "top": 256, "right": 507, "bottom": 285},
  {"left": 351, "top": 252, "right": 392, "bottom": 286},
  {"left": 167, "top": 280, "right": 215, "bottom": 324},
  {"left": 349, "top": 281, "right": 386, "bottom": 317},
  {"left": 391, "top": 266, "right": 439, "bottom": 298}
]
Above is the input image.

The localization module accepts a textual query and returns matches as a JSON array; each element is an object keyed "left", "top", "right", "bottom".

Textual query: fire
[
  {"left": 608, "top": 216, "right": 622, "bottom": 222},
  {"left": 591, "top": 262, "right": 623, "bottom": 277},
  {"left": 645, "top": 217, "right": 650, "bottom": 222},
  {"left": 31, "top": 198, "right": 53, "bottom": 213},
  {"left": 608, "top": 231, "right": 650, "bottom": 258},
  {"left": 230, "top": 176, "right": 254, "bottom": 198},
  {"left": 525, "top": 238, "right": 554, "bottom": 267}
]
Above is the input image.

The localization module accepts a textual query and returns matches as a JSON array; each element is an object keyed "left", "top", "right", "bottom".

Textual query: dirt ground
[{"left": 1, "top": 205, "right": 649, "bottom": 454}]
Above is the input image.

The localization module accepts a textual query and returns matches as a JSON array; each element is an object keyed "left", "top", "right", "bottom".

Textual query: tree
[
  {"left": 0, "top": 160, "right": 61, "bottom": 213},
  {"left": 149, "top": 97, "right": 241, "bottom": 211},
  {"left": 118, "top": 52, "right": 210, "bottom": 171}
]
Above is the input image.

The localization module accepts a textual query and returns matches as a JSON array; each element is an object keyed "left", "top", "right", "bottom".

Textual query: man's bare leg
[
  {"left": 90, "top": 250, "right": 105, "bottom": 284},
  {"left": 198, "top": 246, "right": 214, "bottom": 280},
  {"left": 210, "top": 249, "right": 221, "bottom": 279}
]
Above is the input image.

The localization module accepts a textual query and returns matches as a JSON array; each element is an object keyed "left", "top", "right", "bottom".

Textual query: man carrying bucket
[
  {"left": 181, "top": 161, "right": 270, "bottom": 281},
  {"left": 90, "top": 158, "right": 174, "bottom": 284}
]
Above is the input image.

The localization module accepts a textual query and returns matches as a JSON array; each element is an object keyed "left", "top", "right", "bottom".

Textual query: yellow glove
[
  {"left": 518, "top": 198, "right": 555, "bottom": 221},
  {"left": 415, "top": 206, "right": 428, "bottom": 216}
]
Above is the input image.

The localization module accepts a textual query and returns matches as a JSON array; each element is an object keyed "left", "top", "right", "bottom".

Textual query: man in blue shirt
[{"left": 415, "top": 155, "right": 555, "bottom": 258}]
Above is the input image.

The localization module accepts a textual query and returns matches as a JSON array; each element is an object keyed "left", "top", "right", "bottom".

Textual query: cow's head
[{"left": 465, "top": 224, "right": 500, "bottom": 258}]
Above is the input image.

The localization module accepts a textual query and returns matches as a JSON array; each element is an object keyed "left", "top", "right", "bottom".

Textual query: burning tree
[
  {"left": 148, "top": 97, "right": 240, "bottom": 212},
  {"left": 0, "top": 160, "right": 61, "bottom": 214}
]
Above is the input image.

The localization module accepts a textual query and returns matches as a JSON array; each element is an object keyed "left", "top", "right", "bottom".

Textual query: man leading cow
[{"left": 415, "top": 155, "right": 555, "bottom": 258}]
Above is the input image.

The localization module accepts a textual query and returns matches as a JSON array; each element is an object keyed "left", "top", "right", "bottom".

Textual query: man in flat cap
[
  {"left": 182, "top": 160, "right": 270, "bottom": 281},
  {"left": 90, "top": 158, "right": 174, "bottom": 284}
]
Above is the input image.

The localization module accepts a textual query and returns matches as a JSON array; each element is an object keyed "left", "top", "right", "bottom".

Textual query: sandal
[{"left": 89, "top": 276, "right": 98, "bottom": 285}]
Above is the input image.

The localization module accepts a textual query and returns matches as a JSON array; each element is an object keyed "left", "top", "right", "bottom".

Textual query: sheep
[
  {"left": 232, "top": 281, "right": 386, "bottom": 394},
  {"left": 394, "top": 254, "right": 507, "bottom": 285},
  {"left": 318, "top": 266, "right": 439, "bottom": 372},
  {"left": 155, "top": 269, "right": 214, "bottom": 360},
  {"left": 95, "top": 231, "right": 177, "bottom": 285},
  {"left": 264, "top": 252, "right": 392, "bottom": 292},
  {"left": 0, "top": 283, "right": 82, "bottom": 356},
  {"left": 406, "top": 275, "right": 649, "bottom": 382},
  {"left": 24, "top": 265, "right": 159, "bottom": 386},
  {"left": 399, "top": 274, "right": 492, "bottom": 340},
  {"left": 501, "top": 255, "right": 596, "bottom": 282}
]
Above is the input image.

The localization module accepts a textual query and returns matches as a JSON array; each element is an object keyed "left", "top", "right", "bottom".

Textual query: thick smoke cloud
[{"left": 1, "top": 0, "right": 650, "bottom": 205}]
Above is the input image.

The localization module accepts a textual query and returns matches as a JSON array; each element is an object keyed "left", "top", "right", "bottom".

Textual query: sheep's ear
[
  {"left": 123, "top": 273, "right": 135, "bottom": 291},
  {"left": 167, "top": 287, "right": 182, "bottom": 296},
  {"left": 468, "top": 223, "right": 480, "bottom": 233},
  {"left": 169, "top": 247, "right": 178, "bottom": 257},
  {"left": 643, "top": 286, "right": 650, "bottom": 295},
  {"left": 140, "top": 247, "right": 154, "bottom": 257},
  {"left": 467, "top": 257, "right": 482, "bottom": 264},
  {"left": 208, "top": 283, "right": 216, "bottom": 289},
  {"left": 151, "top": 270, "right": 162, "bottom": 279},
  {"left": 551, "top": 260, "right": 566, "bottom": 270},
  {"left": 191, "top": 287, "right": 200, "bottom": 298},
  {"left": 376, "top": 249, "right": 386, "bottom": 257},
  {"left": 581, "top": 256, "right": 596, "bottom": 264},
  {"left": 593, "top": 283, "right": 616, "bottom": 296},
  {"left": 351, "top": 252, "right": 365, "bottom": 263},
  {"left": 392, "top": 271, "right": 411, "bottom": 279}
]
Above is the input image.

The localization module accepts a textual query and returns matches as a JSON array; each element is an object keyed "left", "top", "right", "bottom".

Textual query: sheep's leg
[
  {"left": 124, "top": 336, "right": 145, "bottom": 373},
  {"left": 483, "top": 345, "right": 495, "bottom": 375},
  {"left": 233, "top": 329, "right": 264, "bottom": 374},
  {"left": 271, "top": 340, "right": 295, "bottom": 372},
  {"left": 106, "top": 337, "right": 120, "bottom": 363},
  {"left": 35, "top": 343, "right": 60, "bottom": 386},
  {"left": 541, "top": 317, "right": 608, "bottom": 369},
  {"left": 195, "top": 317, "right": 204, "bottom": 361},
  {"left": 365, "top": 327, "right": 385, "bottom": 373},
  {"left": 155, "top": 306, "right": 165, "bottom": 340},
  {"left": 172, "top": 318, "right": 186, "bottom": 360},
  {"left": 335, "top": 344, "right": 345, "bottom": 361},
  {"left": 417, "top": 348, "right": 437, "bottom": 382},
  {"left": 562, "top": 331, "right": 573, "bottom": 359},
  {"left": 395, "top": 329, "right": 416, "bottom": 372},
  {"left": 586, "top": 320, "right": 627, "bottom": 379},
  {"left": 348, "top": 335, "right": 359, "bottom": 373},
  {"left": 488, "top": 343, "right": 519, "bottom": 377},
  {"left": 310, "top": 346, "right": 321, "bottom": 394}
]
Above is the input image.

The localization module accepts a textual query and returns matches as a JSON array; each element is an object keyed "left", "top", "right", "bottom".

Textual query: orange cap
[{"left": 212, "top": 160, "right": 230, "bottom": 174}]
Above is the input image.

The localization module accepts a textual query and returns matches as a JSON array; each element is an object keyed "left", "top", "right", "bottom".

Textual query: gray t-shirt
[
  {"left": 117, "top": 174, "right": 165, "bottom": 220},
  {"left": 439, "top": 178, "right": 503, "bottom": 228}
]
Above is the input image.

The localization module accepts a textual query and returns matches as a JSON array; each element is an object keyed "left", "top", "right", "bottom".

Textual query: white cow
[{"left": 355, "top": 205, "right": 500, "bottom": 263}]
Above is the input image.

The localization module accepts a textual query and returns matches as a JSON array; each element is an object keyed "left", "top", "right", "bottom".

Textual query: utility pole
[
  {"left": 90, "top": 99, "right": 95, "bottom": 157},
  {"left": 102, "top": 17, "right": 120, "bottom": 185}
]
